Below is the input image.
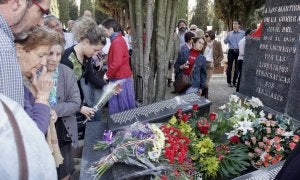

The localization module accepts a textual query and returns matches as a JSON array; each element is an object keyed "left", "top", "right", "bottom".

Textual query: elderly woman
[
  {"left": 61, "top": 17, "right": 106, "bottom": 120},
  {"left": 15, "top": 26, "right": 57, "bottom": 134},
  {"left": 47, "top": 35, "right": 81, "bottom": 180}
]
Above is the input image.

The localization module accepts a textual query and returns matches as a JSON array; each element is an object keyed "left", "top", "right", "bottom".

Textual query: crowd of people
[
  {"left": 0, "top": 0, "right": 255, "bottom": 179},
  {"left": 172, "top": 19, "right": 255, "bottom": 96}
]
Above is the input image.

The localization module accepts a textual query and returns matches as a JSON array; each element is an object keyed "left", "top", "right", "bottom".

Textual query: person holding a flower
[
  {"left": 60, "top": 17, "right": 107, "bottom": 121},
  {"left": 101, "top": 18, "right": 136, "bottom": 115}
]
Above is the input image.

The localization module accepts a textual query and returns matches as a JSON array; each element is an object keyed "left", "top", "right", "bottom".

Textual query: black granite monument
[{"left": 240, "top": 0, "right": 300, "bottom": 122}]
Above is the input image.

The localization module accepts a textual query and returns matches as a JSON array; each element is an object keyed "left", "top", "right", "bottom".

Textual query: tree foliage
[
  {"left": 69, "top": 0, "right": 78, "bottom": 20},
  {"left": 190, "top": 0, "right": 209, "bottom": 31},
  {"left": 214, "top": 0, "right": 265, "bottom": 30},
  {"left": 177, "top": 0, "right": 188, "bottom": 21},
  {"left": 95, "top": 0, "right": 130, "bottom": 27},
  {"left": 80, "top": 0, "right": 94, "bottom": 17},
  {"left": 58, "top": 0, "right": 70, "bottom": 26},
  {"left": 95, "top": 10, "right": 109, "bottom": 24}
]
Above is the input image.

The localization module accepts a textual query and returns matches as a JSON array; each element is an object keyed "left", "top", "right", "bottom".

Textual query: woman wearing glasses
[{"left": 203, "top": 30, "right": 223, "bottom": 98}]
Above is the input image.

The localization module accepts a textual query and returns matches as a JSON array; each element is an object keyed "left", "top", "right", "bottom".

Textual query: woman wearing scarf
[
  {"left": 175, "top": 37, "right": 207, "bottom": 95},
  {"left": 101, "top": 18, "right": 135, "bottom": 115}
]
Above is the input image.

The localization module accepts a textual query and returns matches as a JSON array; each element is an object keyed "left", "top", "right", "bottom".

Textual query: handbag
[
  {"left": 173, "top": 73, "right": 191, "bottom": 93},
  {"left": 173, "top": 64, "right": 195, "bottom": 93}
]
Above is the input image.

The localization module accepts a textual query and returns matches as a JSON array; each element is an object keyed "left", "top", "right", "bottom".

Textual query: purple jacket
[{"left": 24, "top": 86, "right": 50, "bottom": 134}]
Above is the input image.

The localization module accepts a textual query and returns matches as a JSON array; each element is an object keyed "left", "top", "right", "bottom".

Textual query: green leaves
[{"left": 218, "top": 145, "right": 250, "bottom": 179}]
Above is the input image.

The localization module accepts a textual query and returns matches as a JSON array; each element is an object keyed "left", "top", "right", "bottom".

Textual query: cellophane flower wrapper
[
  {"left": 93, "top": 80, "right": 124, "bottom": 111},
  {"left": 91, "top": 122, "right": 170, "bottom": 179}
]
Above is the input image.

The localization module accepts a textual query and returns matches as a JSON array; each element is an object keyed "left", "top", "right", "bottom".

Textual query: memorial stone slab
[{"left": 240, "top": 0, "right": 300, "bottom": 121}]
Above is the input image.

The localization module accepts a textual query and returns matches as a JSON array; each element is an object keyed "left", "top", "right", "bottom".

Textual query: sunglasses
[
  {"left": 204, "top": 35, "right": 209, "bottom": 38},
  {"left": 31, "top": 0, "right": 50, "bottom": 15},
  {"left": 190, "top": 28, "right": 196, "bottom": 31}
]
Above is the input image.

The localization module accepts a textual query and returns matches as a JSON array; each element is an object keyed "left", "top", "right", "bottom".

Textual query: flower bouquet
[
  {"left": 93, "top": 80, "right": 123, "bottom": 110},
  {"left": 227, "top": 113, "right": 300, "bottom": 168},
  {"left": 223, "top": 95, "right": 300, "bottom": 169},
  {"left": 91, "top": 122, "right": 171, "bottom": 179},
  {"left": 83, "top": 80, "right": 123, "bottom": 123}
]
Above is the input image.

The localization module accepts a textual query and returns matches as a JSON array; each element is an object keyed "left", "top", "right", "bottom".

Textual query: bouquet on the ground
[
  {"left": 227, "top": 113, "right": 300, "bottom": 168},
  {"left": 91, "top": 122, "right": 169, "bottom": 179},
  {"left": 224, "top": 95, "right": 300, "bottom": 168}
]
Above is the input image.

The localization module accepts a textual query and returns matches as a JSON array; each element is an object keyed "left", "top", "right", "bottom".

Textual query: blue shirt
[
  {"left": 0, "top": 14, "right": 24, "bottom": 106},
  {"left": 224, "top": 30, "right": 245, "bottom": 49}
]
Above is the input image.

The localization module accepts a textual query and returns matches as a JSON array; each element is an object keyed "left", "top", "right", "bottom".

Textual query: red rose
[
  {"left": 182, "top": 113, "right": 189, "bottom": 122},
  {"left": 199, "top": 126, "right": 209, "bottom": 134},
  {"left": 197, "top": 118, "right": 210, "bottom": 134},
  {"left": 177, "top": 108, "right": 182, "bottom": 115},
  {"left": 209, "top": 112, "right": 217, "bottom": 121},
  {"left": 192, "top": 104, "right": 199, "bottom": 111},
  {"left": 230, "top": 135, "right": 240, "bottom": 143}
]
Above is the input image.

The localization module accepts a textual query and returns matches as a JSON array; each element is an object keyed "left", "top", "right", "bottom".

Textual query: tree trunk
[
  {"left": 154, "top": 0, "right": 167, "bottom": 101},
  {"left": 142, "top": 0, "right": 154, "bottom": 104}
]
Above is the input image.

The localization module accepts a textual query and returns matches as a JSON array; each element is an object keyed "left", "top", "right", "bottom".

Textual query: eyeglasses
[
  {"left": 204, "top": 35, "right": 209, "bottom": 38},
  {"left": 190, "top": 28, "right": 196, "bottom": 31},
  {"left": 31, "top": 0, "right": 50, "bottom": 15}
]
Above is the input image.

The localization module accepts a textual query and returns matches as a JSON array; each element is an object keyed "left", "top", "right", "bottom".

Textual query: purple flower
[
  {"left": 131, "top": 130, "right": 139, "bottom": 137},
  {"left": 137, "top": 144, "right": 146, "bottom": 155},
  {"left": 103, "top": 130, "right": 113, "bottom": 143}
]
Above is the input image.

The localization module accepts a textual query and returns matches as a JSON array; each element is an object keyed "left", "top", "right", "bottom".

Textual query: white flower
[
  {"left": 237, "top": 120, "right": 253, "bottom": 135},
  {"left": 219, "top": 104, "right": 226, "bottom": 110},
  {"left": 249, "top": 97, "right": 264, "bottom": 108},
  {"left": 229, "top": 95, "right": 240, "bottom": 103},
  {"left": 148, "top": 124, "right": 165, "bottom": 160},
  {"left": 283, "top": 131, "right": 294, "bottom": 137},
  {"left": 235, "top": 108, "right": 256, "bottom": 121},
  {"left": 259, "top": 110, "right": 265, "bottom": 118}
]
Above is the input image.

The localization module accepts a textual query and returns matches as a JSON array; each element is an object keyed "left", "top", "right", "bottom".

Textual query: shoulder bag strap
[{"left": 1, "top": 101, "right": 28, "bottom": 180}]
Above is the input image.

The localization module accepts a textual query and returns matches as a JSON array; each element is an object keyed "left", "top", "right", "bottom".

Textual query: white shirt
[
  {"left": 204, "top": 41, "right": 214, "bottom": 62},
  {"left": 238, "top": 37, "right": 246, "bottom": 60},
  {"left": 0, "top": 94, "right": 57, "bottom": 180},
  {"left": 63, "top": 32, "right": 77, "bottom": 49}
]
